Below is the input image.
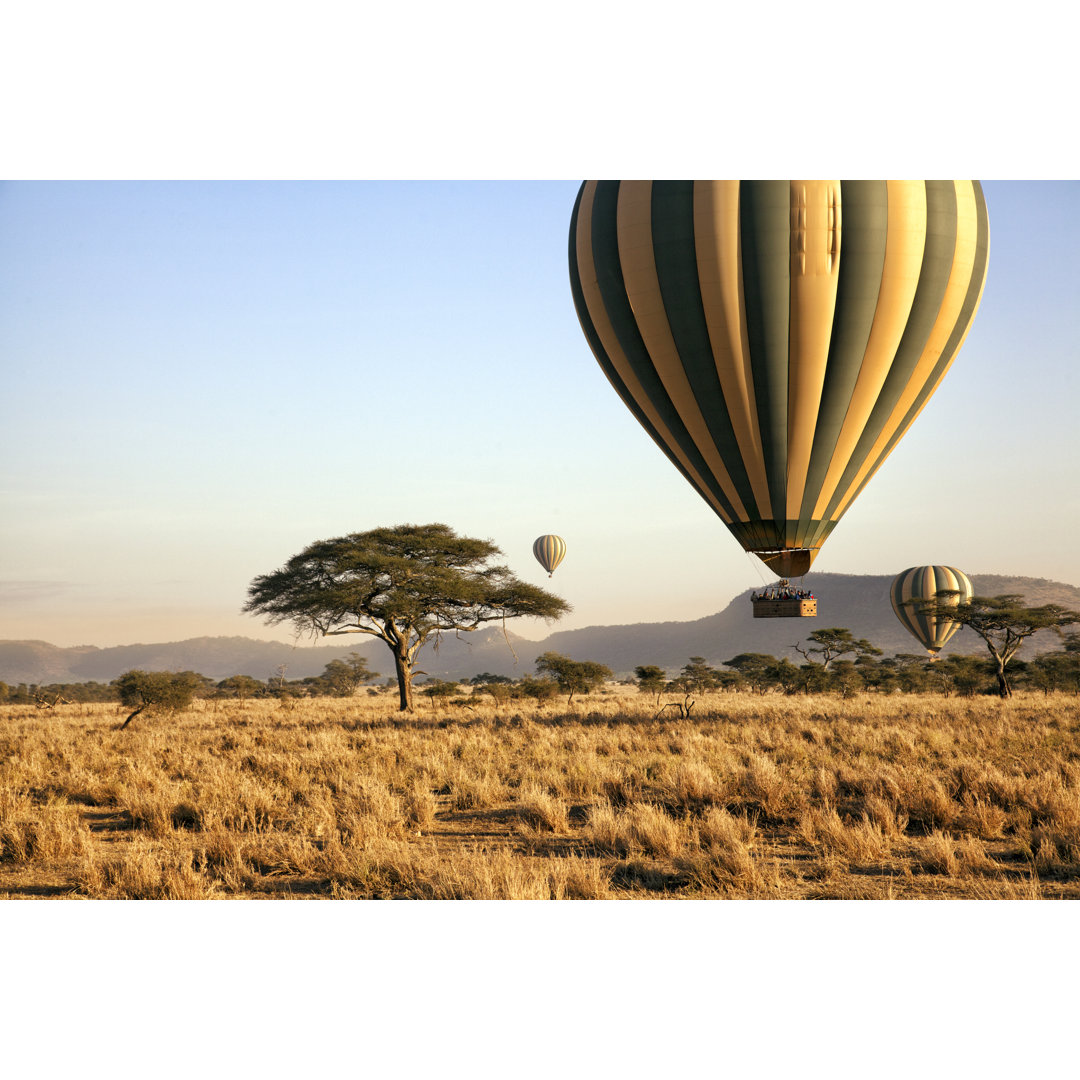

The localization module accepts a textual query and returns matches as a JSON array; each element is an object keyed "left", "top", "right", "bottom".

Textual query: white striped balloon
[
  {"left": 889, "top": 565, "right": 973, "bottom": 655},
  {"left": 533, "top": 535, "right": 567, "bottom": 577}
]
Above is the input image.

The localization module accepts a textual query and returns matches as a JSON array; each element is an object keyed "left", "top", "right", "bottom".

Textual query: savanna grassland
[{"left": 4, "top": 688, "right": 1080, "bottom": 900}]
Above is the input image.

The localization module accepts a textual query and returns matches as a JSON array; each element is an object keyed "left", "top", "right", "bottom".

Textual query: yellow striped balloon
[
  {"left": 569, "top": 181, "right": 989, "bottom": 578},
  {"left": 889, "top": 565, "right": 974, "bottom": 655},
  {"left": 533, "top": 534, "right": 566, "bottom": 577}
]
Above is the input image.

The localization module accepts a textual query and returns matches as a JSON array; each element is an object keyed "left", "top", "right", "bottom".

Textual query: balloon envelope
[
  {"left": 533, "top": 534, "right": 567, "bottom": 576},
  {"left": 569, "top": 181, "right": 989, "bottom": 577},
  {"left": 890, "top": 565, "right": 974, "bottom": 654}
]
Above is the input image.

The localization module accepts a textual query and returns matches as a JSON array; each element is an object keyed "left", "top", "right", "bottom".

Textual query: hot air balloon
[
  {"left": 890, "top": 565, "right": 973, "bottom": 656},
  {"left": 569, "top": 181, "right": 989, "bottom": 613},
  {"left": 533, "top": 534, "right": 566, "bottom": 577}
]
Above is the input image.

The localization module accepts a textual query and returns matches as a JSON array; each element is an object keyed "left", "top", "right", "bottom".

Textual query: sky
[{"left": 3, "top": 178, "right": 1077, "bottom": 648}]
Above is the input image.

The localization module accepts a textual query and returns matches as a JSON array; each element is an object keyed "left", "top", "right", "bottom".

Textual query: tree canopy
[
  {"left": 794, "top": 628, "right": 882, "bottom": 671},
  {"left": 243, "top": 523, "right": 570, "bottom": 711}
]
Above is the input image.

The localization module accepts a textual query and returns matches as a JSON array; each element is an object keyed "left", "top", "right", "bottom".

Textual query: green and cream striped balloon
[
  {"left": 569, "top": 181, "right": 990, "bottom": 578},
  {"left": 533, "top": 534, "right": 567, "bottom": 577},
  {"left": 890, "top": 565, "right": 974, "bottom": 655}
]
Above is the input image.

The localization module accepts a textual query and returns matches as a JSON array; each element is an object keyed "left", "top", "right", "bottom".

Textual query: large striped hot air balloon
[
  {"left": 890, "top": 565, "right": 974, "bottom": 655},
  {"left": 533, "top": 534, "right": 566, "bottom": 577},
  {"left": 569, "top": 181, "right": 989, "bottom": 579}
]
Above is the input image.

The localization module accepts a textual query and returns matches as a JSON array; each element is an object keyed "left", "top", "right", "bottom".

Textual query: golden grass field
[{"left": 4, "top": 686, "right": 1080, "bottom": 899}]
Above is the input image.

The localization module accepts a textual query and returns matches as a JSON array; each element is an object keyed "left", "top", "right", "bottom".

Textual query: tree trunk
[
  {"left": 995, "top": 660, "right": 1011, "bottom": 699},
  {"left": 393, "top": 647, "right": 414, "bottom": 712},
  {"left": 120, "top": 704, "right": 146, "bottom": 730}
]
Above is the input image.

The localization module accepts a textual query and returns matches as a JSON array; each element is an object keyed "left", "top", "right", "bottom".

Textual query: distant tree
[
  {"left": 9, "top": 683, "right": 32, "bottom": 705},
  {"left": 1027, "top": 650, "right": 1080, "bottom": 696},
  {"left": 914, "top": 593, "right": 1080, "bottom": 698},
  {"left": 319, "top": 653, "right": 379, "bottom": 697},
  {"left": 469, "top": 672, "right": 512, "bottom": 685},
  {"left": 723, "top": 653, "right": 780, "bottom": 695},
  {"left": 678, "top": 656, "right": 723, "bottom": 693},
  {"left": 244, "top": 523, "right": 569, "bottom": 712},
  {"left": 794, "top": 628, "right": 882, "bottom": 671},
  {"left": 113, "top": 670, "right": 202, "bottom": 730},
  {"left": 796, "top": 661, "right": 832, "bottom": 695},
  {"left": 534, "top": 652, "right": 612, "bottom": 705},
  {"left": 265, "top": 664, "right": 291, "bottom": 702},
  {"left": 634, "top": 664, "right": 667, "bottom": 702},
  {"left": 883, "top": 654, "right": 936, "bottom": 694},
  {"left": 770, "top": 658, "right": 805, "bottom": 696},
  {"left": 827, "top": 660, "right": 864, "bottom": 700},
  {"left": 849, "top": 655, "right": 892, "bottom": 693},
  {"left": 421, "top": 679, "right": 460, "bottom": 705},
  {"left": 216, "top": 675, "right": 265, "bottom": 703},
  {"left": 517, "top": 676, "right": 559, "bottom": 705},
  {"left": 476, "top": 681, "right": 514, "bottom": 706},
  {"left": 930, "top": 654, "right": 992, "bottom": 697}
]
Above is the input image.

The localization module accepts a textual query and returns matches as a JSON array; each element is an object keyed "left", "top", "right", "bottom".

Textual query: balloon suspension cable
[{"left": 746, "top": 551, "right": 771, "bottom": 587}]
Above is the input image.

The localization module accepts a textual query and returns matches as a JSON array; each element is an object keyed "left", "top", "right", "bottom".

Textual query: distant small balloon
[
  {"left": 533, "top": 535, "right": 567, "bottom": 577},
  {"left": 890, "top": 565, "right": 973, "bottom": 655}
]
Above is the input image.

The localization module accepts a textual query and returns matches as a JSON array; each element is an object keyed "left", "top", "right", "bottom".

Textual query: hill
[
  {"left": 0, "top": 636, "right": 381, "bottom": 687},
  {"left": 2, "top": 573, "right": 1078, "bottom": 685}
]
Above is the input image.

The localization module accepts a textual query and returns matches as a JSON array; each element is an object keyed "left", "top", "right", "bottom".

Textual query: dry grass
[{"left": 3, "top": 689, "right": 1080, "bottom": 899}]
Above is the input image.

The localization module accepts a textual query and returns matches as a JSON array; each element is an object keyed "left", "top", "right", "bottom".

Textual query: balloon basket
[
  {"left": 751, "top": 579, "right": 817, "bottom": 619},
  {"left": 752, "top": 597, "right": 818, "bottom": 619}
]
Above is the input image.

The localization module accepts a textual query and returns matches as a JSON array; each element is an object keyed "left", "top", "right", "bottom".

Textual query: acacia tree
[
  {"left": 319, "top": 653, "right": 379, "bottom": 697},
  {"left": 677, "top": 656, "right": 723, "bottom": 693},
  {"left": 216, "top": 674, "right": 265, "bottom": 703},
  {"left": 243, "top": 524, "right": 570, "bottom": 712},
  {"left": 793, "top": 627, "right": 882, "bottom": 671},
  {"left": 914, "top": 593, "right": 1080, "bottom": 698},
  {"left": 634, "top": 664, "right": 667, "bottom": 703},
  {"left": 113, "top": 670, "right": 202, "bottom": 730},
  {"left": 534, "top": 652, "right": 612, "bottom": 705},
  {"left": 723, "top": 653, "right": 780, "bottom": 695},
  {"left": 1028, "top": 650, "right": 1080, "bottom": 695}
]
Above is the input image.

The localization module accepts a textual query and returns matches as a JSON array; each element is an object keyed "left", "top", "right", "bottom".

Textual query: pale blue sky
[{"left": 2, "top": 180, "right": 1078, "bottom": 646}]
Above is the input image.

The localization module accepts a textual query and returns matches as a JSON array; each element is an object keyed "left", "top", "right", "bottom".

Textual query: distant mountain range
[{"left": 3, "top": 573, "right": 1078, "bottom": 686}]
